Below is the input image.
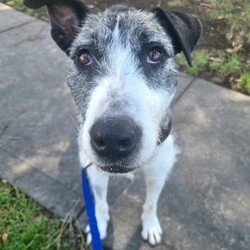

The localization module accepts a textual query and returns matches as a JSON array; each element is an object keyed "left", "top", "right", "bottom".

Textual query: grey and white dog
[{"left": 24, "top": 0, "right": 202, "bottom": 246}]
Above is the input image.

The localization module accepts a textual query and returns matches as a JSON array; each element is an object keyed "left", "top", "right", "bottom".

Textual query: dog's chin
[{"left": 98, "top": 165, "right": 138, "bottom": 174}]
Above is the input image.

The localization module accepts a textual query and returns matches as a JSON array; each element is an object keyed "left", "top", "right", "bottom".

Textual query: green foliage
[
  {"left": 175, "top": 48, "right": 250, "bottom": 94},
  {"left": 241, "top": 72, "right": 250, "bottom": 93},
  {"left": 205, "top": 0, "right": 250, "bottom": 44},
  {"left": 0, "top": 0, "right": 35, "bottom": 15},
  {"left": 209, "top": 52, "right": 240, "bottom": 75},
  {"left": 176, "top": 0, "right": 249, "bottom": 94},
  {"left": 176, "top": 51, "right": 208, "bottom": 76},
  {"left": 0, "top": 180, "right": 87, "bottom": 250},
  {"left": 5, "top": 0, "right": 25, "bottom": 11}
]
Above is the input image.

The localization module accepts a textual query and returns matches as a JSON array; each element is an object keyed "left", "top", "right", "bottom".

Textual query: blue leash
[{"left": 81, "top": 168, "right": 103, "bottom": 250}]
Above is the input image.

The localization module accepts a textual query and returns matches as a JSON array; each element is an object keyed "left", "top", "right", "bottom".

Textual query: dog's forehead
[{"left": 71, "top": 10, "right": 173, "bottom": 54}]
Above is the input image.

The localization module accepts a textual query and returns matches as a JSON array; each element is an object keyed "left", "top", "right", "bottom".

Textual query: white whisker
[{"left": 68, "top": 111, "right": 80, "bottom": 132}]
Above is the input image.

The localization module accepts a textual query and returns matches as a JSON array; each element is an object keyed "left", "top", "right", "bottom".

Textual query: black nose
[{"left": 90, "top": 117, "right": 141, "bottom": 160}]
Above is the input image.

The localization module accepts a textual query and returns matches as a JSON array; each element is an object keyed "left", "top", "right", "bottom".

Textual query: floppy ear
[
  {"left": 152, "top": 7, "right": 202, "bottom": 66},
  {"left": 23, "top": 0, "right": 89, "bottom": 54}
]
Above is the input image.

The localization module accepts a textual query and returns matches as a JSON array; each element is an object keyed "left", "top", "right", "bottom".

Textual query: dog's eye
[
  {"left": 147, "top": 48, "right": 162, "bottom": 64},
  {"left": 78, "top": 51, "right": 93, "bottom": 65}
]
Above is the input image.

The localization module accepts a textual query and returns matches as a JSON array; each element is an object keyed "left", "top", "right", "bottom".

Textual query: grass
[
  {"left": 176, "top": 49, "right": 250, "bottom": 93},
  {"left": 0, "top": 179, "right": 87, "bottom": 250},
  {"left": 176, "top": 0, "right": 250, "bottom": 94},
  {"left": 205, "top": 0, "right": 250, "bottom": 42}
]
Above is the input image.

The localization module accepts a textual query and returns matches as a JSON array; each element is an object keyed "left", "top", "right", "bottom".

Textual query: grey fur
[{"left": 68, "top": 8, "right": 177, "bottom": 121}]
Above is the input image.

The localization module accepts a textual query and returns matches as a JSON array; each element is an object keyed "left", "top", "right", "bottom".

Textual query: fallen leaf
[
  {"left": 226, "top": 48, "right": 234, "bottom": 53},
  {"left": 27, "top": 35, "right": 38, "bottom": 41},
  {"left": 217, "top": 15, "right": 225, "bottom": 20},
  {"left": 2, "top": 232, "right": 8, "bottom": 241},
  {"left": 200, "top": 3, "right": 212, "bottom": 8},
  {"left": 235, "top": 78, "right": 244, "bottom": 84}
]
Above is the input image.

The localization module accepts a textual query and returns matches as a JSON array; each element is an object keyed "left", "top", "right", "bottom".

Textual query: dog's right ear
[
  {"left": 23, "top": 0, "right": 89, "bottom": 54},
  {"left": 151, "top": 8, "right": 202, "bottom": 67}
]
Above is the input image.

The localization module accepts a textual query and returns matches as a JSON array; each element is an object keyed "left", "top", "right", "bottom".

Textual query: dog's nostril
[
  {"left": 98, "top": 140, "right": 105, "bottom": 147},
  {"left": 118, "top": 138, "right": 133, "bottom": 151},
  {"left": 93, "top": 138, "right": 106, "bottom": 149}
]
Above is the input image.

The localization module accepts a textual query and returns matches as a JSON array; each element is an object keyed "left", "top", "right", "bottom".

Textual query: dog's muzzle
[{"left": 90, "top": 116, "right": 142, "bottom": 166}]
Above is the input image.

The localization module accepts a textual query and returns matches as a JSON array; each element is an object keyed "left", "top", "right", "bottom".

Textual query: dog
[{"left": 24, "top": 0, "right": 202, "bottom": 246}]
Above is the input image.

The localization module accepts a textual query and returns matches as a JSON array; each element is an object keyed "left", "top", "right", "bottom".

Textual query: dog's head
[{"left": 24, "top": 0, "right": 202, "bottom": 174}]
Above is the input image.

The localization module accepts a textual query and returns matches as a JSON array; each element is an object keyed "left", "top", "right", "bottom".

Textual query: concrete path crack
[
  {"left": 0, "top": 108, "right": 28, "bottom": 139},
  {"left": 0, "top": 19, "right": 38, "bottom": 34}
]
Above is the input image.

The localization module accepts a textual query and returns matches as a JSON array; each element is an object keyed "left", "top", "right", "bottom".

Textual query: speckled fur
[
  {"left": 65, "top": 7, "right": 179, "bottom": 246},
  {"left": 67, "top": 8, "right": 177, "bottom": 120}
]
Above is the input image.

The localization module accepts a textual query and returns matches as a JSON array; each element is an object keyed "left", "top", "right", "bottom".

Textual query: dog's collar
[{"left": 157, "top": 118, "right": 172, "bottom": 145}]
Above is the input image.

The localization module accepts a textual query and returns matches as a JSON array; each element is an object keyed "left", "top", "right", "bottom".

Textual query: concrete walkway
[{"left": 1, "top": 4, "right": 250, "bottom": 250}]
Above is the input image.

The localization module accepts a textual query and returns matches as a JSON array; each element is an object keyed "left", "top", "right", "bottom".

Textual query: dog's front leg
[
  {"left": 141, "top": 168, "right": 165, "bottom": 246},
  {"left": 141, "top": 135, "right": 177, "bottom": 246},
  {"left": 84, "top": 165, "right": 110, "bottom": 244}
]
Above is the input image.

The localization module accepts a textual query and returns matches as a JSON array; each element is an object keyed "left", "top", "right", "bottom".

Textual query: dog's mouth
[
  {"left": 90, "top": 154, "right": 139, "bottom": 174},
  {"left": 98, "top": 165, "right": 138, "bottom": 174}
]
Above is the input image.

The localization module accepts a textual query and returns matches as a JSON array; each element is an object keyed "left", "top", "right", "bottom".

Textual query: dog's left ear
[
  {"left": 23, "top": 0, "right": 89, "bottom": 54},
  {"left": 152, "top": 8, "right": 202, "bottom": 66}
]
